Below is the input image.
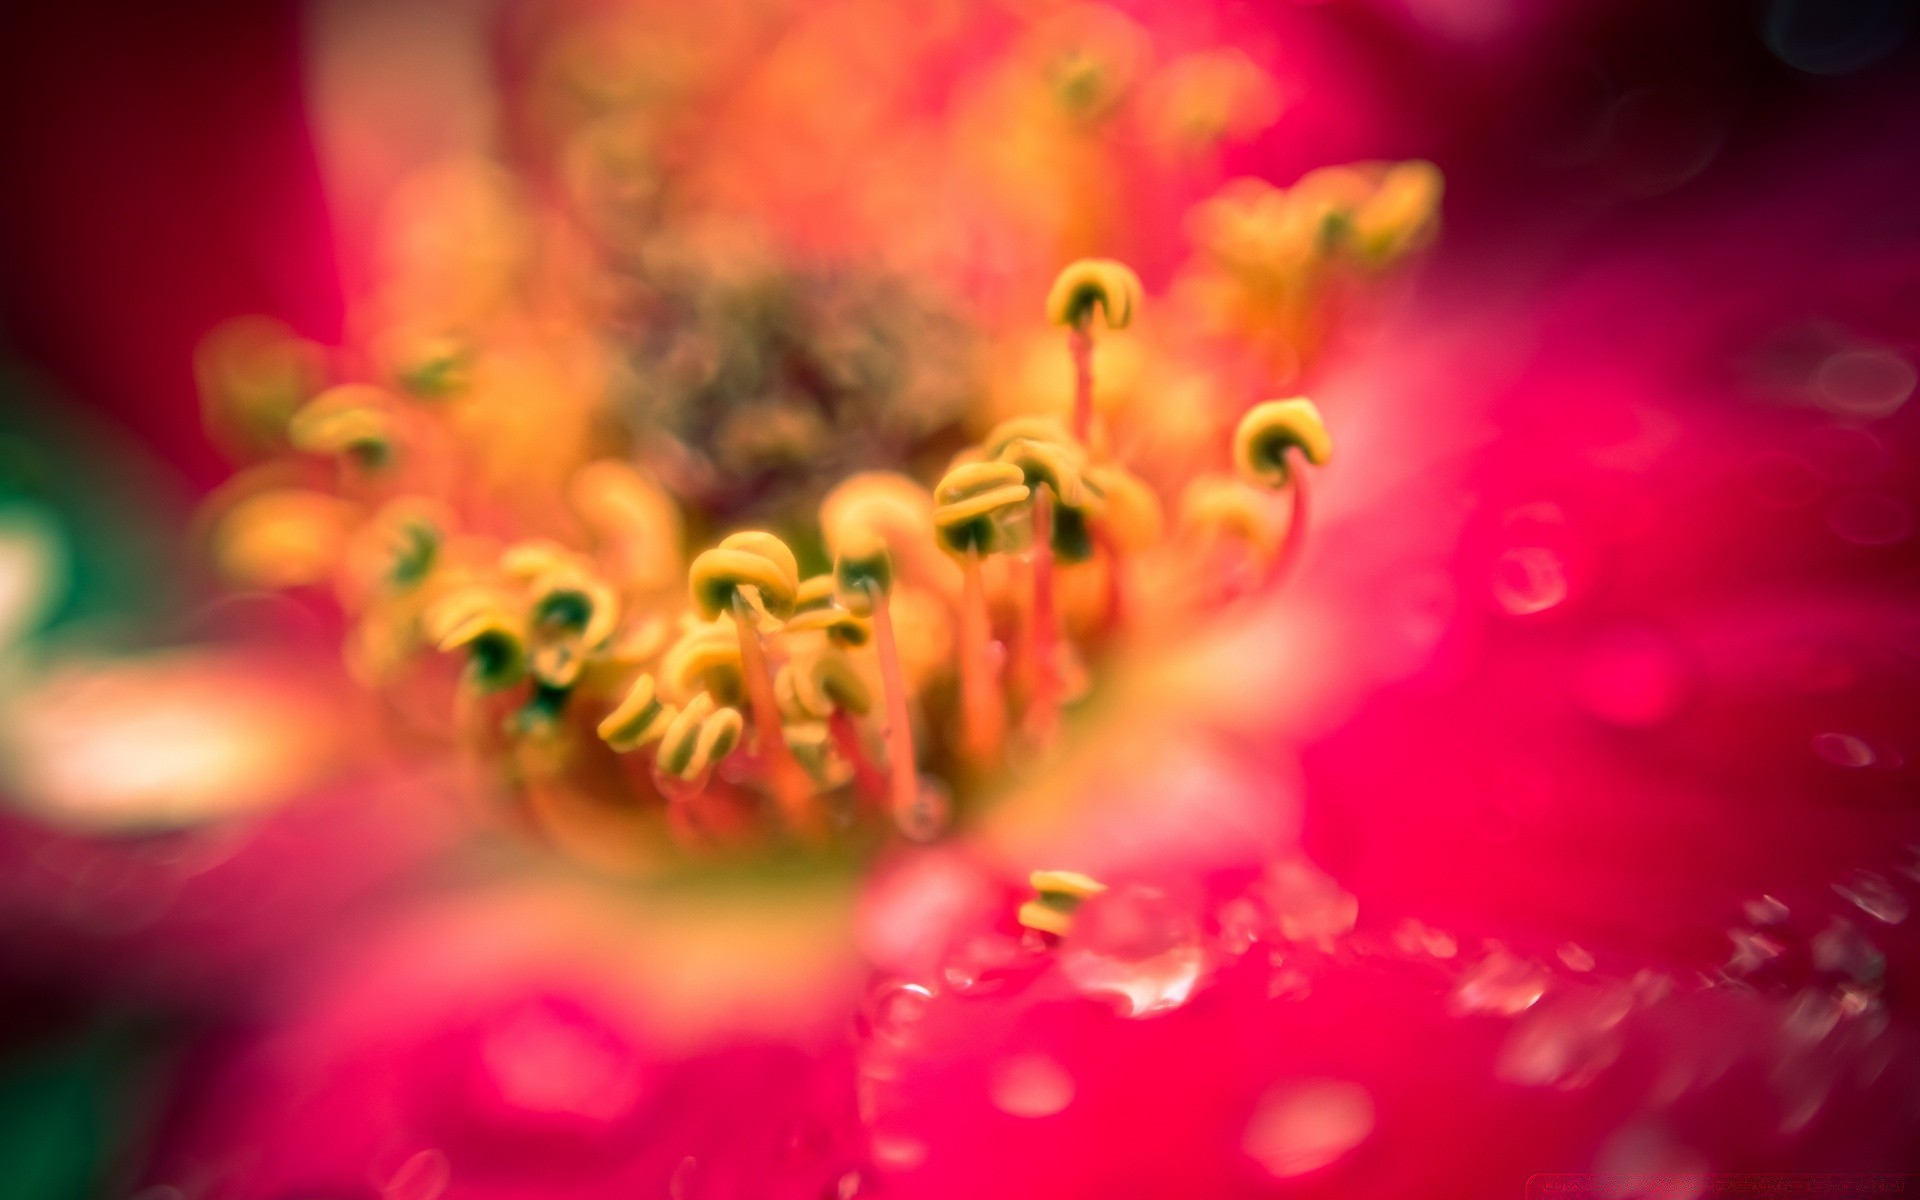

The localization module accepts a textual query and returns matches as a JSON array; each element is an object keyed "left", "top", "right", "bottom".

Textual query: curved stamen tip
[
  {"left": 1233, "top": 397, "right": 1332, "bottom": 488},
  {"left": 689, "top": 531, "right": 801, "bottom": 620},
  {"left": 598, "top": 673, "right": 678, "bottom": 751},
  {"left": 1019, "top": 869, "right": 1108, "bottom": 936},
  {"left": 833, "top": 530, "right": 894, "bottom": 616},
  {"left": 934, "top": 461, "right": 1030, "bottom": 555},
  {"left": 1046, "top": 259, "right": 1143, "bottom": 330}
]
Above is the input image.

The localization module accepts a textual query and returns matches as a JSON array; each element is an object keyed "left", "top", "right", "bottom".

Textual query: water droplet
[
  {"left": 1391, "top": 919, "right": 1458, "bottom": 960},
  {"left": 1834, "top": 870, "right": 1908, "bottom": 924},
  {"left": 1449, "top": 947, "right": 1550, "bottom": 1016},
  {"left": 990, "top": 1054, "right": 1075, "bottom": 1118},
  {"left": 1243, "top": 1079, "right": 1374, "bottom": 1178},
  {"left": 478, "top": 1000, "right": 644, "bottom": 1124},
  {"left": 1267, "top": 958, "right": 1312, "bottom": 1001},
  {"left": 862, "top": 981, "right": 935, "bottom": 1048},
  {"left": 1814, "top": 347, "right": 1915, "bottom": 417},
  {"left": 836, "top": 1168, "right": 864, "bottom": 1200},
  {"left": 871, "top": 1133, "right": 927, "bottom": 1169},
  {"left": 1216, "top": 896, "right": 1269, "bottom": 956},
  {"left": 669, "top": 1156, "right": 697, "bottom": 1200},
  {"left": 1596, "top": 1124, "right": 1708, "bottom": 1197},
  {"left": 942, "top": 933, "right": 1042, "bottom": 997},
  {"left": 1060, "top": 886, "right": 1206, "bottom": 1018},
  {"left": 1491, "top": 546, "right": 1568, "bottom": 616},
  {"left": 1262, "top": 861, "right": 1357, "bottom": 948},
  {"left": 382, "top": 1150, "right": 450, "bottom": 1200},
  {"left": 1495, "top": 988, "right": 1630, "bottom": 1089},
  {"left": 1744, "top": 895, "right": 1790, "bottom": 925},
  {"left": 1811, "top": 918, "right": 1884, "bottom": 985},
  {"left": 896, "top": 779, "right": 951, "bottom": 842},
  {"left": 1811, "top": 732, "right": 1875, "bottom": 768},
  {"left": 1557, "top": 943, "right": 1595, "bottom": 972},
  {"left": 1784, "top": 987, "right": 1844, "bottom": 1043},
  {"left": 1726, "top": 927, "right": 1785, "bottom": 977}
]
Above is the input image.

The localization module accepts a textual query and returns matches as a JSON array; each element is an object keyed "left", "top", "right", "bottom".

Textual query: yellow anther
[
  {"left": 659, "top": 620, "right": 745, "bottom": 705},
  {"left": 689, "top": 531, "right": 800, "bottom": 620},
  {"left": 933, "top": 461, "right": 1030, "bottom": 555},
  {"left": 655, "top": 692, "right": 743, "bottom": 781},
  {"left": 983, "top": 415, "right": 1075, "bottom": 459},
  {"left": 781, "top": 606, "right": 872, "bottom": 647},
  {"left": 499, "top": 539, "right": 582, "bottom": 582},
  {"left": 529, "top": 565, "right": 619, "bottom": 644},
  {"left": 1018, "top": 869, "right": 1108, "bottom": 937},
  {"left": 820, "top": 473, "right": 935, "bottom": 559},
  {"left": 833, "top": 528, "right": 893, "bottom": 616},
  {"left": 1031, "top": 869, "right": 1108, "bottom": 899},
  {"left": 288, "top": 384, "right": 398, "bottom": 467},
  {"left": 996, "top": 437, "right": 1087, "bottom": 508},
  {"left": 212, "top": 488, "right": 353, "bottom": 589},
  {"left": 1233, "top": 398, "right": 1332, "bottom": 488},
  {"left": 597, "top": 674, "right": 677, "bottom": 751},
  {"left": 350, "top": 497, "right": 446, "bottom": 593},
  {"left": 1084, "top": 464, "right": 1164, "bottom": 553},
  {"left": 1180, "top": 475, "right": 1280, "bottom": 558},
  {"left": 388, "top": 330, "right": 472, "bottom": 398},
  {"left": 794, "top": 576, "right": 837, "bottom": 613},
  {"left": 775, "top": 649, "right": 872, "bottom": 721},
  {"left": 1354, "top": 159, "right": 1443, "bottom": 264},
  {"left": 1046, "top": 258, "right": 1142, "bottom": 330},
  {"left": 783, "top": 721, "right": 851, "bottom": 788},
  {"left": 568, "top": 460, "right": 684, "bottom": 592},
  {"left": 429, "top": 591, "right": 527, "bottom": 692}
]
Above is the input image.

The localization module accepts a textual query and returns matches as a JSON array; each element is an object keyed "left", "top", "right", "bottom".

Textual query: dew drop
[
  {"left": 1557, "top": 943, "right": 1595, "bottom": 972},
  {"left": 1833, "top": 870, "right": 1908, "bottom": 925},
  {"left": 862, "top": 980, "right": 935, "bottom": 1044},
  {"left": 668, "top": 1156, "right": 696, "bottom": 1200},
  {"left": 381, "top": 1150, "right": 450, "bottom": 1200},
  {"left": 1726, "top": 927, "right": 1784, "bottom": 977},
  {"left": 1242, "top": 1079, "right": 1374, "bottom": 1178},
  {"left": 1811, "top": 732, "right": 1875, "bottom": 768},
  {"left": 1811, "top": 918, "right": 1884, "bottom": 985},
  {"left": 1392, "top": 919, "right": 1458, "bottom": 960},
  {"left": 896, "top": 779, "right": 951, "bottom": 843},
  {"left": 1267, "top": 962, "right": 1312, "bottom": 1002},
  {"left": 1262, "top": 860, "right": 1358, "bottom": 948},
  {"left": 871, "top": 1133, "right": 927, "bottom": 1169},
  {"left": 1449, "top": 947, "right": 1550, "bottom": 1016},
  {"left": 1061, "top": 944, "right": 1204, "bottom": 1018},
  {"left": 1216, "top": 896, "right": 1269, "bottom": 956},
  {"left": 942, "top": 933, "right": 1041, "bottom": 997},
  {"left": 478, "top": 1000, "right": 644, "bottom": 1125},
  {"left": 990, "top": 1054, "right": 1075, "bottom": 1118},
  {"left": 1494, "top": 989, "right": 1630, "bottom": 1089},
  {"left": 1060, "top": 886, "right": 1207, "bottom": 1018},
  {"left": 1814, "top": 347, "right": 1915, "bottom": 417},
  {"left": 1491, "top": 546, "right": 1568, "bottom": 616}
]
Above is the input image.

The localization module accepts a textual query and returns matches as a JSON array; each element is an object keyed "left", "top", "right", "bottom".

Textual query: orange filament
[
  {"left": 1027, "top": 486, "right": 1059, "bottom": 747},
  {"left": 866, "top": 586, "right": 920, "bottom": 826},
  {"left": 957, "top": 550, "right": 1004, "bottom": 769},
  {"left": 731, "top": 593, "right": 822, "bottom": 840},
  {"left": 1265, "top": 449, "right": 1312, "bottom": 592},
  {"left": 1070, "top": 323, "right": 1095, "bottom": 443}
]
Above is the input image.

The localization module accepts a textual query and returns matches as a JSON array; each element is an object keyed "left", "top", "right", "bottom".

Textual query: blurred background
[{"left": 0, "top": 0, "right": 1917, "bottom": 1196}]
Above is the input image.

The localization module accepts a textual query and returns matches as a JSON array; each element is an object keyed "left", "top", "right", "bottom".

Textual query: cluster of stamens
[{"left": 210, "top": 258, "right": 1335, "bottom": 855}]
